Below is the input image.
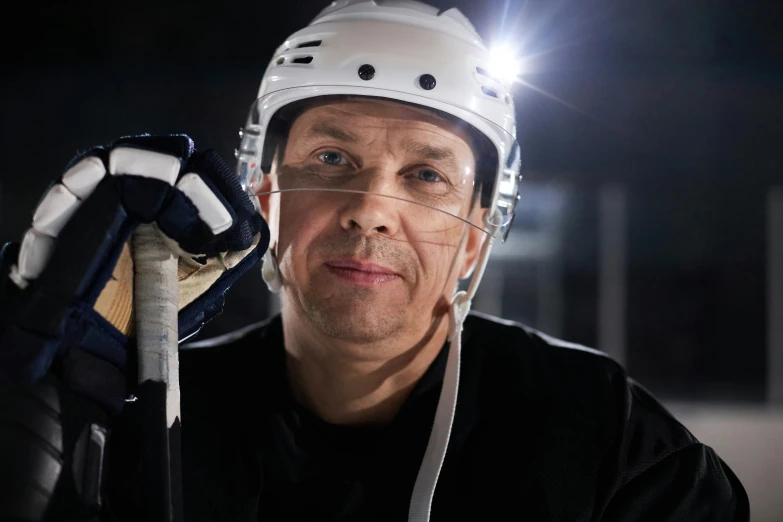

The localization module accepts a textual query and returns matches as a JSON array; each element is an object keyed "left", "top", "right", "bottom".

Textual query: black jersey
[{"left": 105, "top": 312, "right": 749, "bottom": 521}]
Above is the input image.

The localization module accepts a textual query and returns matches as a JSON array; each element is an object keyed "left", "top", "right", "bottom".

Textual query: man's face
[{"left": 261, "top": 98, "right": 485, "bottom": 347}]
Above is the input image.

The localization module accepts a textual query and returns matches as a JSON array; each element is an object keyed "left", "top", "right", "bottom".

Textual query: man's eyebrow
[
  {"left": 304, "top": 121, "right": 361, "bottom": 143},
  {"left": 403, "top": 140, "right": 458, "bottom": 168}
]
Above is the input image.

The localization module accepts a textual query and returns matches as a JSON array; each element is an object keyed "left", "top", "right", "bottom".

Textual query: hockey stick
[{"left": 132, "top": 223, "right": 183, "bottom": 522}]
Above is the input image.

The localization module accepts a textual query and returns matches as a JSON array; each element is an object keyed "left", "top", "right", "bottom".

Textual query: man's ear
[
  {"left": 459, "top": 209, "right": 488, "bottom": 280},
  {"left": 256, "top": 173, "right": 273, "bottom": 223}
]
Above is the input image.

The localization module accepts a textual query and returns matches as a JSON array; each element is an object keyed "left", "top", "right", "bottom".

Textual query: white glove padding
[
  {"left": 13, "top": 149, "right": 233, "bottom": 287},
  {"left": 6, "top": 134, "right": 268, "bottom": 339}
]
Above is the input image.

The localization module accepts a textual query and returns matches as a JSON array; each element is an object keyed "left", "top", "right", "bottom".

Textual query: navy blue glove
[{"left": 0, "top": 134, "right": 269, "bottom": 413}]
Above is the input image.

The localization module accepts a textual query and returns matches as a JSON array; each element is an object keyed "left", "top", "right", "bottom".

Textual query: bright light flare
[{"left": 487, "top": 43, "right": 524, "bottom": 85}]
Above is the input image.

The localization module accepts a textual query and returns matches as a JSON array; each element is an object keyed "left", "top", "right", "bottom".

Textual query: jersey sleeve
[
  {"left": 598, "top": 442, "right": 749, "bottom": 521},
  {"left": 596, "top": 379, "right": 750, "bottom": 522}
]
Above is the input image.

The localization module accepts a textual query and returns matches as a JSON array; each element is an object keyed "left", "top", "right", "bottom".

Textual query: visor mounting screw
[
  {"left": 358, "top": 64, "right": 375, "bottom": 80},
  {"left": 419, "top": 74, "right": 436, "bottom": 90}
]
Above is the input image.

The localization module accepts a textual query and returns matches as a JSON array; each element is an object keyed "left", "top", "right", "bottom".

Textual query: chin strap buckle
[{"left": 448, "top": 290, "right": 470, "bottom": 342}]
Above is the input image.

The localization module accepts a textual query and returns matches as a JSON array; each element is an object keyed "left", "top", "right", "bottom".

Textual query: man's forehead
[{"left": 290, "top": 97, "right": 475, "bottom": 148}]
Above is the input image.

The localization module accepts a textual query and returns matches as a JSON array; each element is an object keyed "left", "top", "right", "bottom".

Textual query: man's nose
[{"left": 337, "top": 168, "right": 402, "bottom": 237}]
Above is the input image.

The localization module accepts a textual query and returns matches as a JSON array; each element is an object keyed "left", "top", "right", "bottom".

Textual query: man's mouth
[{"left": 324, "top": 258, "right": 400, "bottom": 286}]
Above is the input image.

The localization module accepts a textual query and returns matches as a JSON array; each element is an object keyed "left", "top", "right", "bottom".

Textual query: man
[{"left": 0, "top": 1, "right": 749, "bottom": 521}]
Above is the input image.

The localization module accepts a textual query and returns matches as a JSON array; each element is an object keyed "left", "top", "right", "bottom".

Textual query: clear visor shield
[{"left": 236, "top": 93, "right": 520, "bottom": 245}]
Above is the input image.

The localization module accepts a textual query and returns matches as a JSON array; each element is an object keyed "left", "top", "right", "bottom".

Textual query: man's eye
[
  {"left": 317, "top": 151, "right": 347, "bottom": 166},
  {"left": 416, "top": 169, "right": 443, "bottom": 183}
]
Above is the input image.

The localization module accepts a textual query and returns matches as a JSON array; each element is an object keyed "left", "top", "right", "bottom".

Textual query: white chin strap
[{"left": 408, "top": 234, "right": 496, "bottom": 522}]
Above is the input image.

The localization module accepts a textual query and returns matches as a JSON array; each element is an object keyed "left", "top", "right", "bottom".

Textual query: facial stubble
[{"left": 300, "top": 234, "right": 418, "bottom": 345}]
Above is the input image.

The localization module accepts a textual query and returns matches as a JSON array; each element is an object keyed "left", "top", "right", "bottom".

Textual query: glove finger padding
[
  {"left": 158, "top": 148, "right": 261, "bottom": 259},
  {"left": 0, "top": 133, "right": 269, "bottom": 399},
  {"left": 12, "top": 134, "right": 267, "bottom": 286}
]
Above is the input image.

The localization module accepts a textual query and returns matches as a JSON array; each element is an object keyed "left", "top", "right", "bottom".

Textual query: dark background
[{"left": 1, "top": 0, "right": 781, "bottom": 404}]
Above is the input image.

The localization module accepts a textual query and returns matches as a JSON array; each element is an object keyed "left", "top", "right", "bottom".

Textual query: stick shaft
[{"left": 132, "top": 223, "right": 183, "bottom": 522}]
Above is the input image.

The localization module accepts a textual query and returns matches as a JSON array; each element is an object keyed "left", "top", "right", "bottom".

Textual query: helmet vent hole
[
  {"left": 481, "top": 86, "right": 498, "bottom": 98},
  {"left": 276, "top": 57, "right": 285, "bottom": 65},
  {"left": 476, "top": 66, "right": 492, "bottom": 79},
  {"left": 291, "top": 56, "right": 314, "bottom": 64},
  {"left": 296, "top": 40, "right": 322, "bottom": 48}
]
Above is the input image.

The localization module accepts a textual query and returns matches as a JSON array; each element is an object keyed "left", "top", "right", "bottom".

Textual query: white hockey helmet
[{"left": 236, "top": 0, "right": 522, "bottom": 241}]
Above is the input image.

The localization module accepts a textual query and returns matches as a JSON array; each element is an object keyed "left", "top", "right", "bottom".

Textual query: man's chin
[{"left": 304, "top": 301, "right": 406, "bottom": 345}]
